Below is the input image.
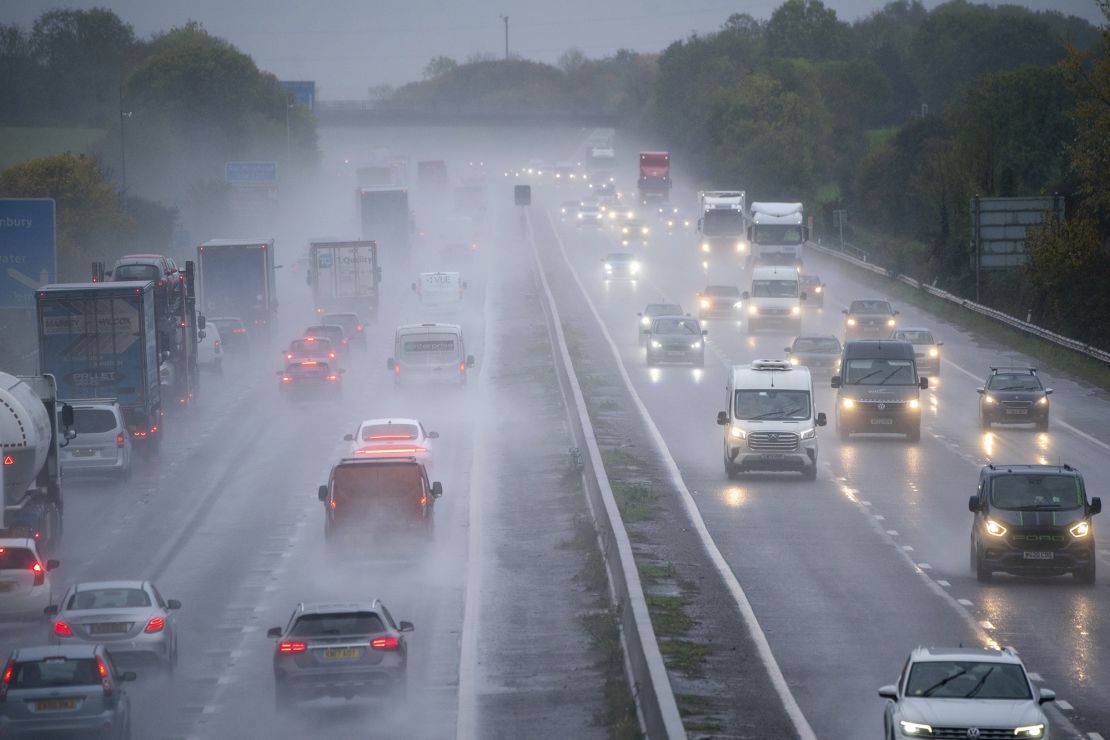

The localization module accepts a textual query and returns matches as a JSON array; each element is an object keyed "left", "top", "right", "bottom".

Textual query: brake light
[
  {"left": 329, "top": 352, "right": 336, "bottom": 359},
  {"left": 278, "top": 641, "right": 307, "bottom": 653},
  {"left": 31, "top": 561, "right": 45, "bottom": 586},
  {"left": 97, "top": 656, "right": 113, "bottom": 697},
  {"left": 459, "top": 361, "right": 466, "bottom": 372},
  {"left": 281, "top": 376, "right": 292, "bottom": 382},
  {"left": 144, "top": 616, "right": 165, "bottom": 633},
  {"left": 285, "top": 353, "right": 294, "bottom": 360},
  {"left": 328, "top": 499, "right": 336, "bottom": 510},
  {"left": 232, "top": 327, "right": 247, "bottom": 334},
  {"left": 370, "top": 636, "right": 400, "bottom": 650},
  {"left": 326, "top": 374, "right": 338, "bottom": 381},
  {"left": 53, "top": 620, "right": 72, "bottom": 636},
  {"left": 116, "top": 434, "right": 125, "bottom": 448},
  {"left": 214, "top": 340, "right": 220, "bottom": 350},
  {"left": 393, "top": 364, "right": 400, "bottom": 375},
  {"left": 368, "top": 434, "right": 416, "bottom": 440},
  {"left": 0, "top": 658, "right": 13, "bottom": 702},
  {"left": 301, "top": 360, "right": 318, "bottom": 366},
  {"left": 419, "top": 494, "right": 428, "bottom": 507},
  {"left": 356, "top": 325, "right": 364, "bottom": 332}
]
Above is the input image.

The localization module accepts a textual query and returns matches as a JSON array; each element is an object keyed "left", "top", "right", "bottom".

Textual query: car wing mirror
[
  {"left": 1045, "top": 388, "right": 1054, "bottom": 395},
  {"left": 275, "top": 370, "right": 285, "bottom": 376},
  {"left": 919, "top": 377, "right": 929, "bottom": 389},
  {"left": 428, "top": 431, "right": 439, "bottom": 439},
  {"left": 830, "top": 376, "right": 841, "bottom": 388},
  {"left": 741, "top": 291, "right": 750, "bottom": 300},
  {"left": 636, "top": 312, "right": 642, "bottom": 317},
  {"left": 1038, "top": 688, "right": 1056, "bottom": 704},
  {"left": 893, "top": 310, "right": 900, "bottom": 315},
  {"left": 968, "top": 495, "right": 981, "bottom": 513},
  {"left": 784, "top": 347, "right": 792, "bottom": 353},
  {"left": 198, "top": 330, "right": 206, "bottom": 340},
  {"left": 43, "top": 604, "right": 58, "bottom": 616},
  {"left": 197, "top": 315, "right": 207, "bottom": 330},
  {"left": 716, "top": 411, "right": 728, "bottom": 426},
  {"left": 466, "top": 355, "right": 476, "bottom": 368},
  {"left": 976, "top": 387, "right": 985, "bottom": 394},
  {"left": 878, "top": 684, "right": 898, "bottom": 700},
  {"left": 167, "top": 599, "right": 182, "bottom": 610},
  {"left": 816, "top": 412, "right": 827, "bottom": 427},
  {"left": 431, "top": 481, "right": 444, "bottom": 498},
  {"left": 410, "top": 282, "right": 417, "bottom": 291},
  {"left": 343, "top": 434, "right": 354, "bottom": 441},
  {"left": 121, "top": 671, "right": 137, "bottom": 682},
  {"left": 399, "top": 621, "right": 414, "bottom": 632},
  {"left": 1090, "top": 497, "right": 1102, "bottom": 515},
  {"left": 267, "top": 627, "right": 283, "bottom": 638},
  {"left": 61, "top": 403, "right": 75, "bottom": 430},
  {"left": 317, "top": 485, "right": 328, "bottom": 502},
  {"left": 46, "top": 559, "right": 59, "bottom": 571},
  {"left": 841, "top": 309, "right": 848, "bottom": 315}
]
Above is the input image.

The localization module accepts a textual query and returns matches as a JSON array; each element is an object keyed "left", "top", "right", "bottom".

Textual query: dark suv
[
  {"left": 969, "top": 464, "right": 1101, "bottom": 584},
  {"left": 318, "top": 458, "right": 442, "bottom": 543},
  {"left": 267, "top": 600, "right": 412, "bottom": 708},
  {"left": 977, "top": 367, "right": 1052, "bottom": 430}
]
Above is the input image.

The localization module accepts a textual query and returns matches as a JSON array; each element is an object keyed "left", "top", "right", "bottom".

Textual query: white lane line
[
  {"left": 545, "top": 210, "right": 818, "bottom": 740},
  {"left": 979, "top": 620, "right": 995, "bottom": 630},
  {"left": 887, "top": 530, "right": 899, "bottom": 536},
  {"left": 916, "top": 563, "right": 932, "bottom": 570},
  {"left": 957, "top": 599, "right": 974, "bottom": 607},
  {"left": 1089, "top": 732, "right": 1104, "bottom": 740},
  {"left": 935, "top": 580, "right": 950, "bottom": 587},
  {"left": 1057, "top": 699, "right": 1074, "bottom": 711},
  {"left": 901, "top": 545, "right": 914, "bottom": 552}
]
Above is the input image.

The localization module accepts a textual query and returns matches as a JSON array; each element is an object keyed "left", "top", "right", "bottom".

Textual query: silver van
[
  {"left": 59, "top": 401, "right": 132, "bottom": 478},
  {"left": 387, "top": 323, "right": 475, "bottom": 386}
]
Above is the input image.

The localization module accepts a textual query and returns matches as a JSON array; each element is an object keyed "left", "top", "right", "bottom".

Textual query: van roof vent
[{"left": 751, "top": 359, "right": 791, "bottom": 371}]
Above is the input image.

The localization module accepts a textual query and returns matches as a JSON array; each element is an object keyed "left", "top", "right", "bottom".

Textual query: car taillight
[
  {"left": 144, "top": 616, "right": 165, "bottom": 633},
  {"left": 278, "top": 641, "right": 307, "bottom": 653},
  {"left": 356, "top": 325, "right": 364, "bottom": 332},
  {"left": 327, "top": 374, "right": 338, "bottom": 381},
  {"left": 370, "top": 636, "right": 400, "bottom": 650},
  {"left": 214, "top": 340, "right": 221, "bottom": 350},
  {"left": 31, "top": 562, "right": 44, "bottom": 587},
  {"left": 0, "top": 659, "right": 13, "bottom": 702},
  {"left": 116, "top": 434, "right": 125, "bottom": 448},
  {"left": 281, "top": 376, "right": 292, "bottom": 382},
  {"left": 459, "top": 361, "right": 466, "bottom": 373},
  {"left": 233, "top": 327, "right": 247, "bottom": 334},
  {"left": 53, "top": 620, "right": 72, "bottom": 636},
  {"left": 97, "top": 656, "right": 113, "bottom": 697}
]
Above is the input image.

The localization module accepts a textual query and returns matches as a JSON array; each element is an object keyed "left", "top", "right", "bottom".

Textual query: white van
[
  {"left": 387, "top": 323, "right": 475, "bottom": 386},
  {"left": 742, "top": 265, "right": 804, "bottom": 334},
  {"left": 716, "top": 359, "right": 826, "bottom": 480},
  {"left": 413, "top": 271, "right": 466, "bottom": 310}
]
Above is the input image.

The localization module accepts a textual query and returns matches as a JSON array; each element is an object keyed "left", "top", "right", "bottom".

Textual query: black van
[{"left": 831, "top": 340, "right": 928, "bottom": 442}]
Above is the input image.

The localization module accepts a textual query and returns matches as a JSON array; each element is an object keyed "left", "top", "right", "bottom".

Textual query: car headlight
[
  {"left": 847, "top": 318, "right": 857, "bottom": 326},
  {"left": 899, "top": 721, "right": 933, "bottom": 736},
  {"left": 985, "top": 519, "right": 1007, "bottom": 537},
  {"left": 729, "top": 426, "right": 746, "bottom": 440},
  {"left": 683, "top": 219, "right": 691, "bottom": 227},
  {"left": 736, "top": 240, "right": 748, "bottom": 253},
  {"left": 1070, "top": 520, "right": 1091, "bottom": 538},
  {"left": 604, "top": 263, "right": 613, "bottom": 271},
  {"left": 690, "top": 341, "right": 701, "bottom": 349},
  {"left": 790, "top": 305, "right": 801, "bottom": 316},
  {"left": 789, "top": 357, "right": 799, "bottom": 365},
  {"left": 666, "top": 220, "right": 675, "bottom": 227},
  {"left": 928, "top": 347, "right": 938, "bottom": 357},
  {"left": 814, "top": 285, "right": 822, "bottom": 293},
  {"left": 577, "top": 213, "right": 583, "bottom": 219},
  {"left": 887, "top": 318, "right": 896, "bottom": 326},
  {"left": 642, "top": 227, "right": 649, "bottom": 235},
  {"left": 701, "top": 242, "right": 711, "bottom": 253},
  {"left": 841, "top": 398, "right": 855, "bottom": 410},
  {"left": 1014, "top": 724, "right": 1045, "bottom": 738},
  {"left": 748, "top": 305, "right": 759, "bottom": 316},
  {"left": 1038, "top": 395, "right": 1049, "bottom": 406},
  {"left": 983, "top": 395, "right": 996, "bottom": 404},
  {"left": 650, "top": 340, "right": 662, "bottom": 349},
  {"left": 700, "top": 299, "right": 711, "bottom": 309},
  {"left": 800, "top": 427, "right": 815, "bottom": 440},
  {"left": 908, "top": 399, "right": 920, "bottom": 410},
  {"left": 630, "top": 262, "right": 641, "bottom": 273},
  {"left": 641, "top": 316, "right": 651, "bottom": 326}
]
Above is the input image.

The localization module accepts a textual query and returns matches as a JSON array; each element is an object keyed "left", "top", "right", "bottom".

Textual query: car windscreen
[
  {"left": 733, "top": 390, "right": 811, "bottom": 421},
  {"left": 990, "top": 474, "right": 1082, "bottom": 510},
  {"left": 400, "top": 334, "right": 458, "bottom": 364},
  {"left": 290, "top": 338, "right": 333, "bottom": 354},
  {"left": 361, "top": 424, "right": 419, "bottom": 441},
  {"left": 793, "top": 338, "right": 840, "bottom": 353},
  {"left": 291, "top": 612, "right": 386, "bottom": 637},
  {"left": 895, "top": 331, "right": 934, "bottom": 344},
  {"left": 12, "top": 658, "right": 101, "bottom": 688},
  {"left": 66, "top": 588, "right": 151, "bottom": 610},
  {"left": 606, "top": 254, "right": 633, "bottom": 262},
  {"left": 844, "top": 358, "right": 916, "bottom": 385},
  {"left": 849, "top": 301, "right": 892, "bottom": 314},
  {"left": 905, "top": 661, "right": 1031, "bottom": 700},
  {"left": 646, "top": 305, "right": 682, "bottom": 316},
  {"left": 332, "top": 463, "right": 425, "bottom": 504},
  {"left": 0, "top": 548, "right": 36, "bottom": 570},
  {"left": 114, "top": 264, "right": 161, "bottom": 281},
  {"left": 987, "top": 374, "right": 1042, "bottom": 391},
  {"left": 652, "top": 318, "right": 700, "bottom": 335},
  {"left": 752, "top": 224, "right": 803, "bottom": 245},
  {"left": 72, "top": 409, "right": 117, "bottom": 434},
  {"left": 752, "top": 280, "right": 799, "bottom": 298},
  {"left": 705, "top": 286, "right": 739, "bottom": 297}
]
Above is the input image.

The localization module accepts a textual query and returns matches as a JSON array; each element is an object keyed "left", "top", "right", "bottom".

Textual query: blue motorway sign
[
  {"left": 0, "top": 198, "right": 56, "bottom": 308},
  {"left": 280, "top": 80, "right": 316, "bottom": 110},
  {"left": 224, "top": 161, "right": 278, "bottom": 184}
]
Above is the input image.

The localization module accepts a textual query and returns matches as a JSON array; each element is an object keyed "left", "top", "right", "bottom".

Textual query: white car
[
  {"left": 344, "top": 418, "right": 438, "bottom": 467},
  {"left": 197, "top": 321, "right": 223, "bottom": 372},
  {"left": 59, "top": 402, "right": 132, "bottom": 479},
  {"left": 880, "top": 646, "right": 1054, "bottom": 739},
  {"left": 0, "top": 536, "right": 59, "bottom": 620}
]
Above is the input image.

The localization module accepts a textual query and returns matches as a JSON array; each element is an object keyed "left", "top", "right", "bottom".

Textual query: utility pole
[
  {"left": 285, "top": 95, "right": 293, "bottom": 166},
  {"left": 119, "top": 84, "right": 132, "bottom": 196},
  {"left": 833, "top": 209, "right": 848, "bottom": 250},
  {"left": 500, "top": 14, "right": 509, "bottom": 60}
]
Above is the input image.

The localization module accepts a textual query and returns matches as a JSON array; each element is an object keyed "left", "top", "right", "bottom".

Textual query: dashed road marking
[
  {"left": 935, "top": 579, "right": 950, "bottom": 587},
  {"left": 901, "top": 545, "right": 914, "bottom": 552},
  {"left": 887, "top": 529, "right": 899, "bottom": 536},
  {"left": 979, "top": 620, "right": 995, "bottom": 630},
  {"left": 1057, "top": 699, "right": 1074, "bottom": 711},
  {"left": 957, "top": 598, "right": 973, "bottom": 607}
]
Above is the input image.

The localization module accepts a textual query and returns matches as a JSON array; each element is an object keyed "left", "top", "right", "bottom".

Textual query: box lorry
[
  {"left": 307, "top": 240, "right": 381, "bottom": 318},
  {"left": 748, "top": 202, "right": 806, "bottom": 267},
  {"left": 196, "top": 239, "right": 278, "bottom": 339},
  {"left": 697, "top": 191, "right": 749, "bottom": 264},
  {"left": 637, "top": 151, "right": 671, "bottom": 203}
]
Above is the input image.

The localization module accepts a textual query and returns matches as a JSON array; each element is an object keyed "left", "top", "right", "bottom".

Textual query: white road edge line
[{"left": 545, "top": 209, "right": 818, "bottom": 740}]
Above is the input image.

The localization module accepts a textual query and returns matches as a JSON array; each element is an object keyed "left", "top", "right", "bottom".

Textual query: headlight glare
[
  {"left": 908, "top": 399, "right": 920, "bottom": 410},
  {"left": 887, "top": 318, "right": 896, "bottom": 326},
  {"left": 984, "top": 395, "right": 996, "bottom": 404},
  {"left": 700, "top": 299, "right": 710, "bottom": 309},
  {"left": 690, "top": 341, "right": 702, "bottom": 349},
  {"left": 701, "top": 242, "right": 711, "bottom": 252},
  {"left": 1014, "top": 724, "right": 1044, "bottom": 738},
  {"left": 899, "top": 721, "right": 933, "bottom": 736},
  {"left": 729, "top": 426, "right": 746, "bottom": 440},
  {"left": 650, "top": 340, "right": 661, "bottom": 349},
  {"left": 641, "top": 317, "right": 650, "bottom": 326},
  {"left": 630, "top": 262, "right": 641, "bottom": 273},
  {"left": 841, "top": 398, "right": 855, "bottom": 410},
  {"left": 985, "top": 519, "right": 1007, "bottom": 537},
  {"left": 789, "top": 357, "right": 799, "bottom": 365},
  {"left": 928, "top": 347, "right": 938, "bottom": 357},
  {"left": 1069, "top": 520, "right": 1091, "bottom": 538},
  {"left": 748, "top": 306, "right": 759, "bottom": 316},
  {"left": 815, "top": 285, "right": 822, "bottom": 293},
  {"left": 1038, "top": 395, "right": 1049, "bottom": 406},
  {"left": 790, "top": 305, "right": 801, "bottom": 316},
  {"left": 847, "top": 318, "right": 857, "bottom": 326}
]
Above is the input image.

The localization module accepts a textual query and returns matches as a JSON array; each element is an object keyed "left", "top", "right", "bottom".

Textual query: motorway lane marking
[
  {"left": 1057, "top": 699, "right": 1074, "bottom": 711},
  {"left": 1089, "top": 733, "right": 1105, "bottom": 740},
  {"left": 957, "top": 598, "right": 974, "bottom": 606},
  {"left": 935, "top": 580, "right": 950, "bottom": 587},
  {"left": 901, "top": 545, "right": 914, "bottom": 551},
  {"left": 545, "top": 209, "right": 818, "bottom": 740}
]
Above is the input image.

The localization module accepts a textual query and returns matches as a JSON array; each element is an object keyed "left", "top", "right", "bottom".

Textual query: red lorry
[{"left": 637, "top": 151, "right": 671, "bottom": 203}]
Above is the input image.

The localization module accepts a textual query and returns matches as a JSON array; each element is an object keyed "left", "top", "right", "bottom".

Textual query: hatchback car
[
  {"left": 893, "top": 328, "right": 943, "bottom": 377},
  {"left": 969, "top": 463, "right": 1100, "bottom": 583},
  {"left": 304, "top": 324, "right": 350, "bottom": 357},
  {"left": 601, "top": 253, "right": 640, "bottom": 280},
  {"left": 843, "top": 299, "right": 898, "bottom": 340},
  {"left": 59, "top": 402, "right": 132, "bottom": 479},
  {"left": 284, "top": 337, "right": 338, "bottom": 365},
  {"left": 268, "top": 600, "right": 413, "bottom": 708},
  {"left": 196, "top": 321, "right": 223, "bottom": 372},
  {"left": 696, "top": 285, "right": 743, "bottom": 320},
  {"left": 637, "top": 303, "right": 684, "bottom": 344},
  {"left": 321, "top": 312, "right": 367, "bottom": 348},
  {"left": 880, "top": 646, "right": 1054, "bottom": 740},
  {"left": 644, "top": 316, "right": 706, "bottom": 367},
  {"left": 277, "top": 360, "right": 343, "bottom": 398},
  {"left": 798, "top": 274, "right": 825, "bottom": 308},
  {"left": 46, "top": 581, "right": 181, "bottom": 670},
  {"left": 0, "top": 644, "right": 135, "bottom": 738},
  {"left": 785, "top": 335, "right": 842, "bottom": 375},
  {"left": 978, "top": 367, "right": 1051, "bottom": 430},
  {"left": 0, "top": 538, "right": 59, "bottom": 621},
  {"left": 344, "top": 418, "right": 438, "bottom": 467},
  {"left": 208, "top": 317, "right": 250, "bottom": 353}
]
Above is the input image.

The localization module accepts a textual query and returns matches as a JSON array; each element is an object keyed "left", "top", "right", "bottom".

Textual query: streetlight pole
[
  {"left": 833, "top": 209, "right": 847, "bottom": 250},
  {"left": 285, "top": 95, "right": 293, "bottom": 166},
  {"left": 500, "top": 14, "right": 509, "bottom": 60},
  {"left": 118, "top": 84, "right": 132, "bottom": 196}
]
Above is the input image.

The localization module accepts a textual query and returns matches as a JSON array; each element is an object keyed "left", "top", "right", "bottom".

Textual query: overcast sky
[{"left": 8, "top": 0, "right": 1105, "bottom": 97}]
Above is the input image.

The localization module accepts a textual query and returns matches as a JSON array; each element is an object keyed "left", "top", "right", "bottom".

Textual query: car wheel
[
  {"left": 975, "top": 549, "right": 992, "bottom": 583},
  {"left": 1036, "top": 416, "right": 1049, "bottom": 432},
  {"left": 802, "top": 464, "right": 817, "bottom": 481},
  {"left": 907, "top": 425, "right": 921, "bottom": 443},
  {"left": 724, "top": 461, "right": 739, "bottom": 480},
  {"left": 1075, "top": 558, "right": 1096, "bottom": 585}
]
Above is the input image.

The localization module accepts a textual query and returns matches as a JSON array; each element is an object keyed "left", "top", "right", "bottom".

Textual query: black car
[
  {"left": 785, "top": 335, "right": 841, "bottom": 374},
  {"left": 977, "top": 367, "right": 1052, "bottom": 430},
  {"left": 843, "top": 299, "right": 898, "bottom": 340},
  {"left": 969, "top": 464, "right": 1101, "bottom": 583},
  {"left": 696, "top": 285, "right": 743, "bottom": 320},
  {"left": 799, "top": 274, "right": 825, "bottom": 308},
  {"left": 644, "top": 316, "right": 706, "bottom": 367}
]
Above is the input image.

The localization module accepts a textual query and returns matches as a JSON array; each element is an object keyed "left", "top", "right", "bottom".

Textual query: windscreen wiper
[
  {"left": 921, "top": 669, "right": 969, "bottom": 697},
  {"left": 965, "top": 666, "right": 996, "bottom": 698}
]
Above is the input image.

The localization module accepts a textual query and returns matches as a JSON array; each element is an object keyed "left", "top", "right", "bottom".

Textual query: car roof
[
  {"left": 396, "top": 322, "right": 461, "bottom": 332},
  {"left": 306, "top": 324, "right": 343, "bottom": 331},
  {"left": 705, "top": 285, "right": 739, "bottom": 291},
  {"left": 296, "top": 601, "right": 382, "bottom": 616},
  {"left": 895, "top": 327, "right": 932, "bottom": 333},
  {"left": 13, "top": 644, "right": 101, "bottom": 660},
  {"left": 910, "top": 646, "right": 1022, "bottom": 664},
  {"left": 606, "top": 252, "right": 634, "bottom": 259},
  {"left": 849, "top": 299, "right": 893, "bottom": 309},
  {"left": 70, "top": 580, "right": 147, "bottom": 591},
  {"left": 321, "top": 312, "right": 359, "bottom": 319},
  {"left": 358, "top": 418, "right": 420, "bottom": 428},
  {"left": 334, "top": 457, "right": 426, "bottom": 470},
  {"left": 982, "top": 463, "right": 1080, "bottom": 477},
  {"left": 651, "top": 314, "right": 697, "bottom": 322},
  {"left": 793, "top": 334, "right": 840, "bottom": 343},
  {"left": 68, "top": 400, "right": 122, "bottom": 411},
  {"left": 209, "top": 316, "right": 244, "bottom": 323}
]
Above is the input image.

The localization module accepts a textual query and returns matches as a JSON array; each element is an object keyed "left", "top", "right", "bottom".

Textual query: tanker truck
[{"left": 0, "top": 373, "right": 73, "bottom": 552}]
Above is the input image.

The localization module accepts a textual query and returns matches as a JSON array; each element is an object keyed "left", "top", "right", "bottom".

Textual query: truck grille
[
  {"left": 930, "top": 728, "right": 1012, "bottom": 740},
  {"left": 1009, "top": 530, "right": 1069, "bottom": 551},
  {"left": 748, "top": 432, "right": 799, "bottom": 452}
]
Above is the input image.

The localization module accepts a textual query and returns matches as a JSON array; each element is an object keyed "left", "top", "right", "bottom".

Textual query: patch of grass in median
[
  {"left": 610, "top": 481, "right": 658, "bottom": 522},
  {"left": 646, "top": 595, "right": 692, "bottom": 636},
  {"left": 581, "top": 609, "right": 642, "bottom": 740},
  {"left": 659, "top": 639, "right": 712, "bottom": 677},
  {"left": 637, "top": 562, "right": 675, "bottom": 582}
]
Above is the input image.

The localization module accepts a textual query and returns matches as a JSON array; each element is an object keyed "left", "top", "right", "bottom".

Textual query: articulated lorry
[
  {"left": 0, "top": 372, "right": 73, "bottom": 551},
  {"left": 35, "top": 282, "right": 162, "bottom": 452},
  {"left": 748, "top": 202, "right": 806, "bottom": 267},
  {"left": 197, "top": 239, "right": 278, "bottom": 339},
  {"left": 307, "top": 240, "right": 381, "bottom": 319},
  {"left": 697, "top": 191, "right": 749, "bottom": 265},
  {"left": 637, "top": 151, "right": 671, "bottom": 203}
]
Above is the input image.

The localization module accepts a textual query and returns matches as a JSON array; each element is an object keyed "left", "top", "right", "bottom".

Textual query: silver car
[
  {"left": 268, "top": 600, "right": 412, "bottom": 708},
  {"left": 46, "top": 581, "right": 181, "bottom": 672},
  {"left": 59, "top": 402, "right": 132, "bottom": 479},
  {"left": 0, "top": 644, "right": 134, "bottom": 738}
]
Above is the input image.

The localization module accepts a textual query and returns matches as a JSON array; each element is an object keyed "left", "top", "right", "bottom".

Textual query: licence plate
[
  {"left": 870, "top": 418, "right": 894, "bottom": 425},
  {"left": 35, "top": 699, "right": 77, "bottom": 712},
  {"left": 761, "top": 454, "right": 786, "bottom": 460},
  {"left": 323, "top": 648, "right": 361, "bottom": 660},
  {"left": 0, "top": 582, "right": 14, "bottom": 593},
  {"left": 1023, "top": 551, "right": 1054, "bottom": 560},
  {"left": 1006, "top": 409, "right": 1028, "bottom": 415},
  {"left": 71, "top": 448, "right": 97, "bottom": 457},
  {"left": 90, "top": 623, "right": 129, "bottom": 635}
]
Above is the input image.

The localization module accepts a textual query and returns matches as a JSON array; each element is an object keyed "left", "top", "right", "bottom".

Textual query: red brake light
[
  {"left": 0, "top": 658, "right": 14, "bottom": 702},
  {"left": 285, "top": 353, "right": 294, "bottom": 360},
  {"left": 281, "top": 376, "right": 292, "bottom": 382},
  {"left": 53, "top": 620, "right": 72, "bottom": 637},
  {"left": 2, "top": 456, "right": 12, "bottom": 466},
  {"left": 356, "top": 325, "right": 364, "bottom": 332},
  {"left": 116, "top": 434, "right": 125, "bottom": 448},
  {"left": 96, "top": 657, "right": 108, "bottom": 679},
  {"left": 328, "top": 499, "right": 336, "bottom": 510},
  {"left": 144, "top": 616, "right": 165, "bottom": 633},
  {"left": 370, "top": 636, "right": 400, "bottom": 650},
  {"left": 301, "top": 360, "right": 318, "bottom": 366},
  {"left": 327, "top": 374, "right": 338, "bottom": 381},
  {"left": 31, "top": 562, "right": 44, "bottom": 587},
  {"left": 96, "top": 656, "right": 112, "bottom": 697},
  {"left": 278, "top": 641, "right": 307, "bottom": 653}
]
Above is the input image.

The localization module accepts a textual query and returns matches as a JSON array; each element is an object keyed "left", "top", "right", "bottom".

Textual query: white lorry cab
[
  {"left": 413, "top": 271, "right": 466, "bottom": 310},
  {"left": 387, "top": 323, "right": 475, "bottom": 386},
  {"left": 742, "top": 265, "right": 804, "bottom": 334},
  {"left": 716, "top": 359, "right": 826, "bottom": 480}
]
